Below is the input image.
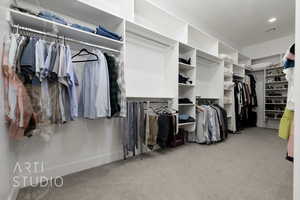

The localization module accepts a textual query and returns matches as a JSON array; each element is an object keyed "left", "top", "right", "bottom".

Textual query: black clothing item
[
  {"left": 104, "top": 53, "right": 121, "bottom": 117},
  {"left": 157, "top": 114, "right": 173, "bottom": 148},
  {"left": 179, "top": 98, "right": 193, "bottom": 104},
  {"left": 213, "top": 104, "right": 228, "bottom": 139},
  {"left": 290, "top": 44, "right": 295, "bottom": 54},
  {"left": 248, "top": 74, "right": 257, "bottom": 106},
  {"left": 286, "top": 154, "right": 294, "bottom": 162},
  {"left": 166, "top": 115, "right": 178, "bottom": 147},
  {"left": 179, "top": 58, "right": 191, "bottom": 65},
  {"left": 234, "top": 76, "right": 258, "bottom": 131},
  {"left": 179, "top": 74, "right": 192, "bottom": 84}
]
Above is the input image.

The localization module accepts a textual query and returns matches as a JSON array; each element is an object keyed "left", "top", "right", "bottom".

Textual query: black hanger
[{"left": 72, "top": 48, "right": 99, "bottom": 63}]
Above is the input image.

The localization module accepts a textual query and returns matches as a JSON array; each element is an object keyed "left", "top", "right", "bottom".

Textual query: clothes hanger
[{"left": 72, "top": 48, "right": 99, "bottom": 63}]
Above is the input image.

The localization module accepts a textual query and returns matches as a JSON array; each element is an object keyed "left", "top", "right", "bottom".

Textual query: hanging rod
[{"left": 10, "top": 24, "right": 121, "bottom": 54}]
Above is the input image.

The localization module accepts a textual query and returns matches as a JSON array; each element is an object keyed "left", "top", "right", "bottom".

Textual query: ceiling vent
[{"left": 265, "top": 27, "right": 277, "bottom": 33}]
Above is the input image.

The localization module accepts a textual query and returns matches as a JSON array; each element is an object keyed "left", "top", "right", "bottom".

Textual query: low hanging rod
[{"left": 10, "top": 24, "right": 121, "bottom": 54}]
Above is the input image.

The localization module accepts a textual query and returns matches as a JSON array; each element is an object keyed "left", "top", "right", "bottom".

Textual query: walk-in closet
[{"left": 0, "top": 0, "right": 297, "bottom": 200}]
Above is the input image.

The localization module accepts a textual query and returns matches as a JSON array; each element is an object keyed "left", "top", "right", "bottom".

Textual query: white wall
[
  {"left": 143, "top": 0, "right": 240, "bottom": 50},
  {"left": 294, "top": 1, "right": 299, "bottom": 199},
  {"left": 241, "top": 34, "right": 295, "bottom": 59},
  {"left": 0, "top": 1, "right": 18, "bottom": 200}
]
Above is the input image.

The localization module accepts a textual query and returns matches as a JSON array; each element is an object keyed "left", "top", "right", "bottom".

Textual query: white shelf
[
  {"left": 233, "top": 63, "right": 244, "bottom": 69},
  {"left": 197, "top": 49, "right": 222, "bottom": 64},
  {"left": 224, "top": 89, "right": 232, "bottom": 92},
  {"left": 22, "top": 0, "right": 125, "bottom": 29},
  {"left": 265, "top": 81, "right": 288, "bottom": 84},
  {"left": 265, "top": 103, "right": 286, "bottom": 105},
  {"left": 266, "top": 66, "right": 283, "bottom": 71},
  {"left": 233, "top": 74, "right": 244, "bottom": 78},
  {"left": 266, "top": 74, "right": 285, "bottom": 78},
  {"left": 265, "top": 110, "right": 284, "bottom": 113},
  {"left": 265, "top": 89, "right": 288, "bottom": 91},
  {"left": 10, "top": 9, "right": 124, "bottom": 51},
  {"left": 179, "top": 83, "right": 195, "bottom": 87},
  {"left": 178, "top": 122, "right": 196, "bottom": 127},
  {"left": 265, "top": 96, "right": 287, "bottom": 98},
  {"left": 227, "top": 115, "right": 232, "bottom": 118},
  {"left": 179, "top": 62, "right": 196, "bottom": 70},
  {"left": 179, "top": 104, "right": 195, "bottom": 106},
  {"left": 224, "top": 72, "right": 233, "bottom": 78}
]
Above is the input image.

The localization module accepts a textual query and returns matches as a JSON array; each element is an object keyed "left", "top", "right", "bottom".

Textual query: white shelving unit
[
  {"left": 264, "top": 66, "right": 288, "bottom": 124},
  {"left": 251, "top": 53, "right": 286, "bottom": 129},
  {"left": 219, "top": 42, "right": 238, "bottom": 132},
  {"left": 10, "top": 9, "right": 124, "bottom": 52},
  {"left": 178, "top": 43, "right": 196, "bottom": 131},
  {"left": 9, "top": 0, "right": 259, "bottom": 189}
]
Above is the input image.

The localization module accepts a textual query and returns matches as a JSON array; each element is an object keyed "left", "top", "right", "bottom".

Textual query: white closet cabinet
[
  {"left": 219, "top": 42, "right": 239, "bottom": 132},
  {"left": 178, "top": 43, "right": 196, "bottom": 130},
  {"left": 8, "top": 0, "right": 248, "bottom": 188}
]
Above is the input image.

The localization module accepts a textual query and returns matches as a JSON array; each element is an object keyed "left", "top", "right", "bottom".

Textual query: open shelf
[
  {"left": 188, "top": 25, "right": 219, "bottom": 57},
  {"left": 265, "top": 81, "right": 288, "bottom": 84},
  {"left": 265, "top": 96, "right": 287, "bottom": 98},
  {"left": 134, "top": 0, "right": 188, "bottom": 43},
  {"left": 196, "top": 49, "right": 222, "bottom": 64},
  {"left": 21, "top": 0, "right": 125, "bottom": 28},
  {"left": 265, "top": 89, "right": 288, "bottom": 91},
  {"left": 266, "top": 74, "right": 285, "bottom": 78},
  {"left": 218, "top": 42, "right": 238, "bottom": 64},
  {"left": 179, "top": 83, "right": 195, "bottom": 87},
  {"left": 179, "top": 62, "right": 196, "bottom": 70},
  {"left": 178, "top": 122, "right": 196, "bottom": 127},
  {"left": 179, "top": 104, "right": 195, "bottom": 106},
  {"left": 265, "top": 110, "right": 284, "bottom": 113},
  {"left": 266, "top": 66, "right": 284, "bottom": 71},
  {"left": 238, "top": 53, "right": 251, "bottom": 65},
  {"left": 10, "top": 9, "right": 124, "bottom": 51},
  {"left": 265, "top": 103, "right": 286, "bottom": 105}
]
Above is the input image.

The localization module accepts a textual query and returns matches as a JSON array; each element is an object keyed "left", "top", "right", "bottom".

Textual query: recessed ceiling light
[{"left": 268, "top": 17, "right": 277, "bottom": 23}]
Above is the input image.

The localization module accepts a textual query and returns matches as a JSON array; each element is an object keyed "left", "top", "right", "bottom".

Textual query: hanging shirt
[
  {"left": 65, "top": 45, "right": 78, "bottom": 119},
  {"left": 77, "top": 49, "right": 111, "bottom": 119}
]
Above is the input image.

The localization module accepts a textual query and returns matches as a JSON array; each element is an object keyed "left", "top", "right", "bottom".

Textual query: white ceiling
[{"left": 150, "top": 0, "right": 295, "bottom": 48}]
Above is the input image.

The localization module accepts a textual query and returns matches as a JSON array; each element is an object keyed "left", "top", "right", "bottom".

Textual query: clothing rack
[
  {"left": 10, "top": 24, "right": 121, "bottom": 54},
  {"left": 124, "top": 99, "right": 177, "bottom": 160}
]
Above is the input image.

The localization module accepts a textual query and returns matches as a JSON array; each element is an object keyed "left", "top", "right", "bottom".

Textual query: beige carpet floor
[{"left": 17, "top": 127, "right": 293, "bottom": 200}]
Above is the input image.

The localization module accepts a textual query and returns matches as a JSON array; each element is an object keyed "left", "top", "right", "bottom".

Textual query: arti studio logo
[{"left": 12, "top": 161, "right": 63, "bottom": 188}]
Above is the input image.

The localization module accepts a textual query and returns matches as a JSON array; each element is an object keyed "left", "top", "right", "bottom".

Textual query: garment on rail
[
  {"left": 189, "top": 105, "right": 227, "bottom": 144},
  {"left": 2, "top": 33, "right": 125, "bottom": 139},
  {"left": 122, "top": 102, "right": 178, "bottom": 157},
  {"left": 234, "top": 75, "right": 257, "bottom": 130}
]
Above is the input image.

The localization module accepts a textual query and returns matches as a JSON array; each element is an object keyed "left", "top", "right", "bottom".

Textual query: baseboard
[
  {"left": 19, "top": 151, "right": 124, "bottom": 188},
  {"left": 7, "top": 187, "right": 19, "bottom": 200}
]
